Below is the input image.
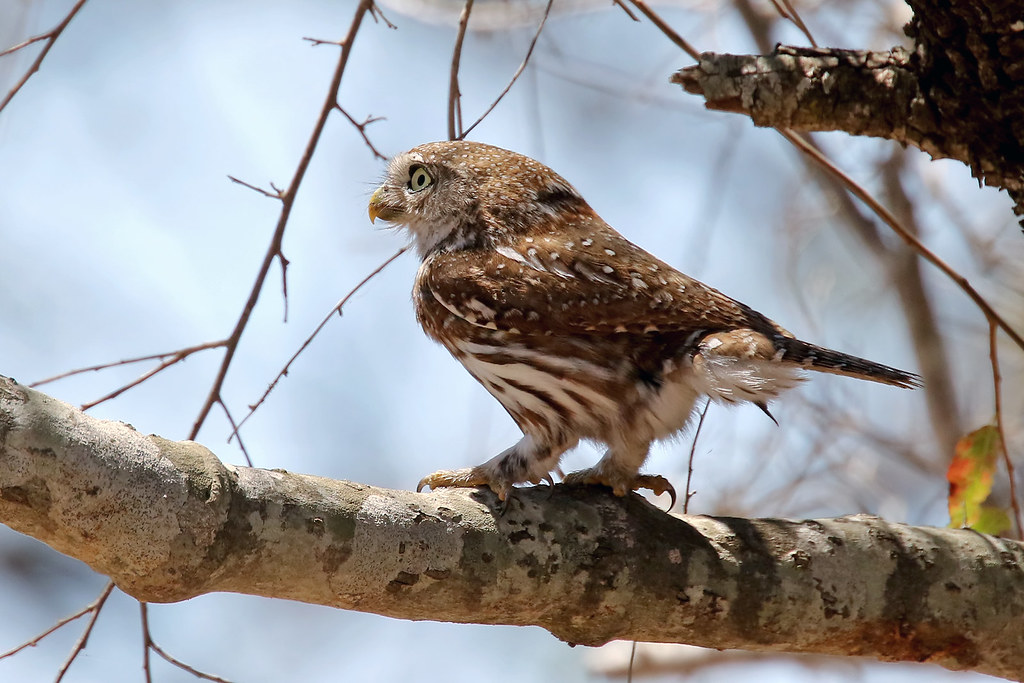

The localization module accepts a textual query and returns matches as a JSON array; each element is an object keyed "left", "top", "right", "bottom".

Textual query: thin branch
[
  {"left": 683, "top": 399, "right": 711, "bottom": 514},
  {"left": 218, "top": 399, "right": 252, "bottom": 467},
  {"left": 0, "top": 581, "right": 114, "bottom": 662},
  {"left": 30, "top": 341, "right": 226, "bottom": 388},
  {"left": 627, "top": 0, "right": 700, "bottom": 61},
  {"left": 989, "top": 321, "right": 1023, "bottom": 539},
  {"left": 302, "top": 36, "right": 346, "bottom": 48},
  {"left": 54, "top": 582, "right": 115, "bottom": 683},
  {"left": 613, "top": 0, "right": 640, "bottom": 22},
  {"left": 227, "top": 175, "right": 284, "bottom": 200},
  {"left": 278, "top": 251, "right": 290, "bottom": 323},
  {"left": 230, "top": 247, "right": 408, "bottom": 440},
  {"left": 140, "top": 604, "right": 231, "bottom": 683},
  {"left": 79, "top": 341, "right": 228, "bottom": 412},
  {"left": 769, "top": 0, "right": 818, "bottom": 47},
  {"left": 460, "top": 0, "right": 554, "bottom": 139},
  {"left": 0, "top": 0, "right": 89, "bottom": 114},
  {"left": 778, "top": 128, "right": 1024, "bottom": 354},
  {"left": 335, "top": 105, "right": 387, "bottom": 160},
  {"left": 447, "top": 0, "right": 474, "bottom": 141},
  {"left": 368, "top": 2, "right": 397, "bottom": 30},
  {"left": 0, "top": 33, "right": 50, "bottom": 58},
  {"left": 189, "top": 0, "right": 378, "bottom": 442},
  {"left": 29, "top": 340, "right": 226, "bottom": 412}
]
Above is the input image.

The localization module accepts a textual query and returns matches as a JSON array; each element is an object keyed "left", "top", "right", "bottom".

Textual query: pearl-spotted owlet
[{"left": 369, "top": 141, "right": 919, "bottom": 505}]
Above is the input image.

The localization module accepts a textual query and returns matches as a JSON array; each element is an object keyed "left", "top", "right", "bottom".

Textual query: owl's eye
[{"left": 408, "top": 165, "right": 433, "bottom": 192}]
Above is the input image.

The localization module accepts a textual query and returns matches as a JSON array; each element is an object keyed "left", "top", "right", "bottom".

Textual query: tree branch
[
  {"left": 673, "top": 0, "right": 1024, "bottom": 221},
  {"left": 672, "top": 47, "right": 931, "bottom": 149},
  {"left": 2, "top": 374, "right": 1023, "bottom": 680}
]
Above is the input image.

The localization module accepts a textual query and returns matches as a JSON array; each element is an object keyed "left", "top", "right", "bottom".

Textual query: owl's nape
[{"left": 369, "top": 141, "right": 920, "bottom": 506}]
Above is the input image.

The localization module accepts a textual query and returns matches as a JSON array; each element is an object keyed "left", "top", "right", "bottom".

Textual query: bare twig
[
  {"left": 218, "top": 398, "right": 252, "bottom": 466},
  {"left": 31, "top": 340, "right": 227, "bottom": 412},
  {"left": 627, "top": 0, "right": 700, "bottom": 61},
  {"left": 769, "top": 0, "right": 818, "bottom": 47},
  {"left": 77, "top": 341, "right": 230, "bottom": 412},
  {"left": 0, "top": 581, "right": 114, "bottom": 663},
  {"left": 683, "top": 399, "right": 711, "bottom": 514},
  {"left": 140, "top": 603, "right": 231, "bottom": 683},
  {"left": 302, "top": 37, "right": 346, "bottom": 47},
  {"left": 279, "top": 251, "right": 290, "bottom": 323},
  {"left": 227, "top": 175, "right": 285, "bottom": 199},
  {"left": 0, "top": 33, "right": 50, "bottom": 58},
  {"left": 54, "top": 581, "right": 115, "bottom": 682},
  {"left": 613, "top": 0, "right": 640, "bottom": 22},
  {"left": 30, "top": 341, "right": 225, "bottom": 388},
  {"left": 779, "top": 128, "right": 1024, "bottom": 353},
  {"left": 448, "top": 0, "right": 474, "bottom": 141},
  {"left": 231, "top": 246, "right": 408, "bottom": 439},
  {"left": 368, "top": 2, "right": 397, "bottom": 29},
  {"left": 0, "top": 0, "right": 89, "bottom": 114},
  {"left": 460, "top": 0, "right": 554, "bottom": 139},
  {"left": 189, "top": 0, "right": 378, "bottom": 441},
  {"left": 335, "top": 106, "right": 387, "bottom": 160},
  {"left": 989, "top": 321, "right": 1023, "bottom": 539}
]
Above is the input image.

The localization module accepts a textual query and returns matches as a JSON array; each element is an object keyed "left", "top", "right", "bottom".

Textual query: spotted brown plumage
[{"left": 369, "top": 141, "right": 920, "bottom": 503}]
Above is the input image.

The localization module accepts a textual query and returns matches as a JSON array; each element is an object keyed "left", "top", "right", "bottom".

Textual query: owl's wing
[{"left": 420, "top": 224, "right": 784, "bottom": 339}]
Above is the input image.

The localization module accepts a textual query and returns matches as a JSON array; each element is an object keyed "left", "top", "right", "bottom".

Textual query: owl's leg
[
  {"left": 562, "top": 443, "right": 677, "bottom": 507},
  {"left": 417, "top": 434, "right": 576, "bottom": 501}
]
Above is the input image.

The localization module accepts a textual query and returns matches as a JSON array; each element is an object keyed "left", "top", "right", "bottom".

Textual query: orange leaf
[{"left": 947, "top": 425, "right": 1000, "bottom": 529}]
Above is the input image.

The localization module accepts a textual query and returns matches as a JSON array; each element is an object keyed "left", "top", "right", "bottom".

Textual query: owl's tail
[{"left": 778, "top": 338, "right": 921, "bottom": 389}]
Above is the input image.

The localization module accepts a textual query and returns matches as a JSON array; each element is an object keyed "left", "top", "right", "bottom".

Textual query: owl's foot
[
  {"left": 417, "top": 467, "right": 555, "bottom": 502},
  {"left": 418, "top": 436, "right": 566, "bottom": 502},
  {"left": 417, "top": 467, "right": 512, "bottom": 500},
  {"left": 562, "top": 468, "right": 677, "bottom": 508}
]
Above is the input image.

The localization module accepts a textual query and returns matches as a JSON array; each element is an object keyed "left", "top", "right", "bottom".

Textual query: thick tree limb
[
  {"left": 1, "top": 375, "right": 1023, "bottom": 680},
  {"left": 673, "top": 0, "right": 1024, "bottom": 220},
  {"left": 673, "top": 47, "right": 932, "bottom": 150}
]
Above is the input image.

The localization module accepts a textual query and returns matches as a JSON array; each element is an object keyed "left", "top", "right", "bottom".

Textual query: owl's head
[{"left": 368, "top": 141, "right": 586, "bottom": 257}]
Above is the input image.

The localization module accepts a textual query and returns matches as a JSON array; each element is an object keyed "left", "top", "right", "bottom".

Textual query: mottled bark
[
  {"left": 672, "top": 0, "right": 1024, "bottom": 221},
  {"left": 2, "top": 375, "right": 1023, "bottom": 680}
]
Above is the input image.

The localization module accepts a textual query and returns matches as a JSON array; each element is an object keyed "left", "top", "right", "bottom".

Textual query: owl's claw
[
  {"left": 416, "top": 467, "right": 513, "bottom": 501},
  {"left": 562, "top": 468, "right": 677, "bottom": 509}
]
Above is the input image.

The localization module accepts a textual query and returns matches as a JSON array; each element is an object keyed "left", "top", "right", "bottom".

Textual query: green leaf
[
  {"left": 972, "top": 505, "right": 1012, "bottom": 536},
  {"left": 947, "top": 425, "right": 1001, "bottom": 530}
]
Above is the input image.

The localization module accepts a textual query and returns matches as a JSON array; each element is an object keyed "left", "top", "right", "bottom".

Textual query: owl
[{"left": 368, "top": 141, "right": 919, "bottom": 505}]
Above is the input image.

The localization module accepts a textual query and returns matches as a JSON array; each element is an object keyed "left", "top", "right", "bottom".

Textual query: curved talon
[
  {"left": 416, "top": 467, "right": 514, "bottom": 502},
  {"left": 563, "top": 468, "right": 678, "bottom": 508},
  {"left": 634, "top": 474, "right": 677, "bottom": 509},
  {"left": 499, "top": 491, "right": 515, "bottom": 516},
  {"left": 540, "top": 473, "right": 556, "bottom": 499}
]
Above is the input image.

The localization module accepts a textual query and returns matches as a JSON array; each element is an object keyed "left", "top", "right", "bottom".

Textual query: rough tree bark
[
  {"left": 1, "top": 375, "right": 1022, "bottom": 680},
  {"left": 672, "top": 0, "right": 1024, "bottom": 222}
]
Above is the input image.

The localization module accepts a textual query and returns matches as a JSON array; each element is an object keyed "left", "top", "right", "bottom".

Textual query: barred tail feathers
[{"left": 778, "top": 338, "right": 921, "bottom": 389}]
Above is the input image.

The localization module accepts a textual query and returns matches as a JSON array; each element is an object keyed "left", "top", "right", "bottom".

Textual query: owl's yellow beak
[{"left": 368, "top": 187, "right": 401, "bottom": 224}]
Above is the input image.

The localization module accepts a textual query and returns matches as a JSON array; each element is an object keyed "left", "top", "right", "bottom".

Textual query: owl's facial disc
[{"left": 368, "top": 154, "right": 438, "bottom": 225}]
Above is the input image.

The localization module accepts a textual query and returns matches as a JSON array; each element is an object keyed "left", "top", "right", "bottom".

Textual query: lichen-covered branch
[
  {"left": 1, "top": 375, "right": 1022, "bottom": 680},
  {"left": 672, "top": 47, "right": 929, "bottom": 147},
  {"left": 672, "top": 0, "right": 1024, "bottom": 220}
]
